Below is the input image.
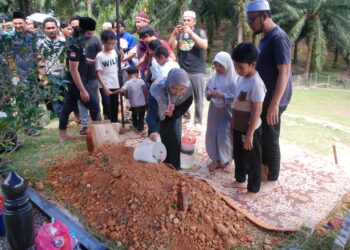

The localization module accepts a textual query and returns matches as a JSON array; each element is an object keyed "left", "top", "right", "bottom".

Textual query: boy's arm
[
  {"left": 244, "top": 101, "right": 263, "bottom": 150},
  {"left": 96, "top": 70, "right": 111, "bottom": 95}
]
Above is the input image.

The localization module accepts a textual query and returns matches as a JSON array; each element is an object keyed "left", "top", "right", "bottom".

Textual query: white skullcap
[
  {"left": 102, "top": 22, "right": 112, "bottom": 29},
  {"left": 183, "top": 10, "right": 196, "bottom": 19},
  {"left": 247, "top": 0, "right": 270, "bottom": 12}
]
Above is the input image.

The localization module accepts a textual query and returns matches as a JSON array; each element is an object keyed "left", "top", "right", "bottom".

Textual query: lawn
[{"left": 281, "top": 88, "right": 350, "bottom": 158}]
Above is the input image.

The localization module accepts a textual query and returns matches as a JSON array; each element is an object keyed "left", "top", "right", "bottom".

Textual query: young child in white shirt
[{"left": 95, "top": 30, "right": 120, "bottom": 123}]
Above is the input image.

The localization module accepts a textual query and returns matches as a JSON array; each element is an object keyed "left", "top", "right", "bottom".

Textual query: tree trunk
[
  {"left": 304, "top": 35, "right": 313, "bottom": 75},
  {"left": 333, "top": 45, "right": 338, "bottom": 68},
  {"left": 87, "top": 0, "right": 93, "bottom": 16},
  {"left": 237, "top": 12, "right": 243, "bottom": 45},
  {"left": 14, "top": 0, "right": 32, "bottom": 16},
  {"left": 293, "top": 40, "right": 299, "bottom": 64},
  {"left": 206, "top": 16, "right": 214, "bottom": 62}
]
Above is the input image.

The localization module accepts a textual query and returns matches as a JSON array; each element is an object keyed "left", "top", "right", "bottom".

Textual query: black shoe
[{"left": 80, "top": 126, "right": 88, "bottom": 135}]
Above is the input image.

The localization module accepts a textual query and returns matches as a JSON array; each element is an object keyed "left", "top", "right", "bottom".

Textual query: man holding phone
[{"left": 169, "top": 10, "right": 208, "bottom": 127}]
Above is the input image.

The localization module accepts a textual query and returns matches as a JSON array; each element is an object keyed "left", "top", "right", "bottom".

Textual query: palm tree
[{"left": 271, "top": 0, "right": 350, "bottom": 74}]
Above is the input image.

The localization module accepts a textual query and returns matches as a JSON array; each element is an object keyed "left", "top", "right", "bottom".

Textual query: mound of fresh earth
[{"left": 47, "top": 144, "right": 264, "bottom": 249}]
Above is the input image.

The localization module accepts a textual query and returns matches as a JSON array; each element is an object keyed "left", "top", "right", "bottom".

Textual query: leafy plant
[{"left": 0, "top": 31, "right": 60, "bottom": 160}]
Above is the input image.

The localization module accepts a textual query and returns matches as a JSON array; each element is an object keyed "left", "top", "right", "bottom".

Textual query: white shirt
[
  {"left": 151, "top": 59, "right": 180, "bottom": 84},
  {"left": 95, "top": 49, "right": 120, "bottom": 89}
]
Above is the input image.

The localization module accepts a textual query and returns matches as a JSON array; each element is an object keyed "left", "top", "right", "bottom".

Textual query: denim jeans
[{"left": 77, "top": 78, "right": 100, "bottom": 126}]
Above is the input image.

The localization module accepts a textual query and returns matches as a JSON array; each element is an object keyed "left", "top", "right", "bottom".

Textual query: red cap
[{"left": 136, "top": 12, "right": 150, "bottom": 23}]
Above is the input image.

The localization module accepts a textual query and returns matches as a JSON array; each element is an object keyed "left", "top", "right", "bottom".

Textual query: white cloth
[
  {"left": 122, "top": 78, "right": 146, "bottom": 107},
  {"left": 95, "top": 50, "right": 120, "bottom": 89},
  {"left": 151, "top": 59, "right": 180, "bottom": 84}
]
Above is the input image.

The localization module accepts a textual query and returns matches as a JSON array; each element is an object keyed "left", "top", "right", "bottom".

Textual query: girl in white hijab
[{"left": 205, "top": 51, "right": 238, "bottom": 172}]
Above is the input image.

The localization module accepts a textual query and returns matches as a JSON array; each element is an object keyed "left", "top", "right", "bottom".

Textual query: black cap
[
  {"left": 79, "top": 17, "right": 96, "bottom": 31},
  {"left": 12, "top": 11, "right": 26, "bottom": 20}
]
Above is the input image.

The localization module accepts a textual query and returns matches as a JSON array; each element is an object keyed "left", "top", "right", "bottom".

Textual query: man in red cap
[{"left": 135, "top": 12, "right": 153, "bottom": 80}]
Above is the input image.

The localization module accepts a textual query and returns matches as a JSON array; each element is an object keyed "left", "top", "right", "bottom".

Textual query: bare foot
[
  {"left": 236, "top": 192, "right": 258, "bottom": 202},
  {"left": 261, "top": 164, "right": 269, "bottom": 182},
  {"left": 59, "top": 130, "right": 75, "bottom": 142},
  {"left": 260, "top": 180, "right": 279, "bottom": 193},
  {"left": 223, "top": 164, "right": 234, "bottom": 173},
  {"left": 223, "top": 181, "right": 247, "bottom": 189},
  {"left": 208, "top": 161, "right": 220, "bottom": 172}
]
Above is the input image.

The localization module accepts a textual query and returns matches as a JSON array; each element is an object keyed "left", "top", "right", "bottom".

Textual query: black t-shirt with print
[
  {"left": 176, "top": 28, "right": 207, "bottom": 74},
  {"left": 64, "top": 37, "right": 88, "bottom": 84}
]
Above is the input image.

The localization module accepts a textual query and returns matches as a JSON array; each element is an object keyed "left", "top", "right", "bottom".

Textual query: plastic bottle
[
  {"left": 86, "top": 129, "right": 94, "bottom": 154},
  {"left": 1, "top": 170, "right": 35, "bottom": 250}
]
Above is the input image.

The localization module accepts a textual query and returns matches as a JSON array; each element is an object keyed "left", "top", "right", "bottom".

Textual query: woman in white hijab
[
  {"left": 205, "top": 51, "right": 238, "bottom": 172},
  {"left": 148, "top": 68, "right": 193, "bottom": 170}
]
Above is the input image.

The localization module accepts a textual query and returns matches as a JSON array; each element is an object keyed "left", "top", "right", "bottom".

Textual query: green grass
[
  {"left": 286, "top": 88, "right": 350, "bottom": 127},
  {"left": 281, "top": 88, "right": 350, "bottom": 156},
  {"left": 4, "top": 120, "right": 85, "bottom": 184}
]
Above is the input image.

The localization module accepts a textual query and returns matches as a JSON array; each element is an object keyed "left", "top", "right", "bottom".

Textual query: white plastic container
[
  {"left": 133, "top": 142, "right": 167, "bottom": 163},
  {"left": 181, "top": 136, "right": 196, "bottom": 153},
  {"left": 180, "top": 153, "right": 195, "bottom": 169}
]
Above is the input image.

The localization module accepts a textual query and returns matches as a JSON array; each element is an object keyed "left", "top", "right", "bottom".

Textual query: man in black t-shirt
[
  {"left": 246, "top": 0, "right": 292, "bottom": 192},
  {"left": 169, "top": 10, "right": 208, "bottom": 126},
  {"left": 77, "top": 33, "right": 102, "bottom": 135},
  {"left": 58, "top": 17, "right": 101, "bottom": 141}
]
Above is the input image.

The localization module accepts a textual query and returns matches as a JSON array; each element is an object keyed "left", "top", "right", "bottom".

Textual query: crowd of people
[{"left": 0, "top": 0, "right": 292, "bottom": 201}]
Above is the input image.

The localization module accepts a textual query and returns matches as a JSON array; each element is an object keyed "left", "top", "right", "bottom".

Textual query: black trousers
[
  {"left": 261, "top": 105, "right": 286, "bottom": 181},
  {"left": 59, "top": 82, "right": 100, "bottom": 130},
  {"left": 100, "top": 89, "right": 119, "bottom": 123},
  {"left": 233, "top": 126, "right": 262, "bottom": 193},
  {"left": 160, "top": 116, "right": 182, "bottom": 170},
  {"left": 131, "top": 105, "right": 146, "bottom": 131}
]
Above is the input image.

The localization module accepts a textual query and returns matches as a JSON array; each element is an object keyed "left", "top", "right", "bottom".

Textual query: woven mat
[{"left": 119, "top": 121, "right": 350, "bottom": 231}]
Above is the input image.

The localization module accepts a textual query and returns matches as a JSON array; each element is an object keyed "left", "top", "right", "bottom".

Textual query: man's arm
[
  {"left": 122, "top": 46, "right": 136, "bottom": 62},
  {"left": 69, "top": 61, "right": 89, "bottom": 102},
  {"left": 266, "top": 64, "right": 290, "bottom": 125},
  {"left": 183, "top": 26, "right": 208, "bottom": 50},
  {"left": 168, "top": 26, "right": 181, "bottom": 50}
]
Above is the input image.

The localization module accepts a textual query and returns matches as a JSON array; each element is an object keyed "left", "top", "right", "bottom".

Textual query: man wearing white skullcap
[
  {"left": 246, "top": 0, "right": 292, "bottom": 193},
  {"left": 169, "top": 10, "right": 208, "bottom": 126}
]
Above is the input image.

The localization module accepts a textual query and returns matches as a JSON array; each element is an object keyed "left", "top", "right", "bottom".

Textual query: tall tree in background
[{"left": 271, "top": 0, "right": 350, "bottom": 74}]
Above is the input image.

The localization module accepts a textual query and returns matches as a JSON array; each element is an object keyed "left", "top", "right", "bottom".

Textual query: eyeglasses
[{"left": 246, "top": 14, "right": 260, "bottom": 24}]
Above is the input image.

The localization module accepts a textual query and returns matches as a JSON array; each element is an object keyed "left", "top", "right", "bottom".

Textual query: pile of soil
[{"left": 47, "top": 144, "right": 261, "bottom": 249}]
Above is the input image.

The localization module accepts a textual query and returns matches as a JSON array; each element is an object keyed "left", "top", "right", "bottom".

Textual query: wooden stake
[{"left": 332, "top": 145, "right": 338, "bottom": 165}]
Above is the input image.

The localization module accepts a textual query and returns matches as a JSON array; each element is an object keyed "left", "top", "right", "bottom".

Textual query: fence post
[
  {"left": 315, "top": 73, "right": 318, "bottom": 87},
  {"left": 327, "top": 76, "right": 330, "bottom": 88},
  {"left": 297, "top": 75, "right": 300, "bottom": 88},
  {"left": 333, "top": 145, "right": 338, "bottom": 165}
]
